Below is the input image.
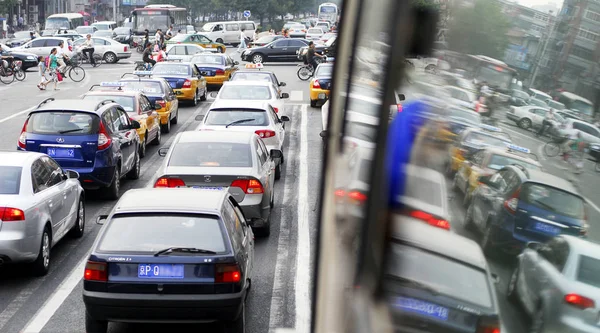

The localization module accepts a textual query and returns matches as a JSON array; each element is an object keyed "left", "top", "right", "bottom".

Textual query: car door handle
[
  {"left": 63, "top": 192, "right": 68, "bottom": 199},
  {"left": 48, "top": 200, "right": 53, "bottom": 208}
]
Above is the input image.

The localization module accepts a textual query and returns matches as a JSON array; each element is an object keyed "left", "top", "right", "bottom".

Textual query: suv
[
  {"left": 17, "top": 98, "right": 141, "bottom": 199},
  {"left": 466, "top": 165, "right": 588, "bottom": 255},
  {"left": 14, "top": 36, "right": 73, "bottom": 57}
]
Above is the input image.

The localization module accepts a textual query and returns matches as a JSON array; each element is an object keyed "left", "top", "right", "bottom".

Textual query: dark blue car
[
  {"left": 465, "top": 165, "right": 588, "bottom": 255},
  {"left": 17, "top": 98, "right": 141, "bottom": 199}
]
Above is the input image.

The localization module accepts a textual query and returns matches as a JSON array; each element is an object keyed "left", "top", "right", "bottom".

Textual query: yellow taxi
[
  {"left": 446, "top": 127, "right": 512, "bottom": 176},
  {"left": 309, "top": 63, "right": 333, "bottom": 107},
  {"left": 165, "top": 33, "right": 227, "bottom": 53},
  {"left": 453, "top": 145, "right": 542, "bottom": 205},
  {"left": 189, "top": 53, "right": 238, "bottom": 86},
  {"left": 149, "top": 63, "right": 208, "bottom": 107},
  {"left": 82, "top": 82, "right": 161, "bottom": 157}
]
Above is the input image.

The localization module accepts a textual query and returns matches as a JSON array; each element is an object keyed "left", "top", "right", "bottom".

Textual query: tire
[
  {"left": 134, "top": 64, "right": 144, "bottom": 71},
  {"left": 216, "top": 38, "right": 224, "bottom": 43},
  {"left": 137, "top": 45, "right": 144, "bottom": 53},
  {"left": 224, "top": 301, "right": 245, "bottom": 333},
  {"left": 507, "top": 266, "right": 520, "bottom": 304},
  {"left": 480, "top": 221, "right": 495, "bottom": 256},
  {"left": 15, "top": 69, "right": 26, "bottom": 81},
  {"left": 200, "top": 88, "right": 207, "bottom": 101},
  {"left": 424, "top": 64, "right": 437, "bottom": 74},
  {"left": 69, "top": 197, "right": 85, "bottom": 238},
  {"left": 161, "top": 117, "right": 171, "bottom": 133},
  {"left": 543, "top": 142, "right": 560, "bottom": 157},
  {"left": 275, "top": 162, "right": 281, "bottom": 180},
  {"left": 85, "top": 311, "right": 108, "bottom": 333},
  {"left": 68, "top": 66, "right": 85, "bottom": 82},
  {"left": 126, "top": 152, "right": 141, "bottom": 180},
  {"left": 93, "top": 54, "right": 103, "bottom": 67},
  {"left": 297, "top": 66, "right": 312, "bottom": 81},
  {"left": 31, "top": 227, "right": 51, "bottom": 276},
  {"left": 171, "top": 108, "right": 178, "bottom": 124},
  {"left": 518, "top": 118, "right": 532, "bottom": 129},
  {"left": 310, "top": 99, "right": 317, "bottom": 108},
  {"left": 252, "top": 53, "right": 264, "bottom": 64},
  {"left": 219, "top": 46, "right": 226, "bottom": 53},
  {"left": 0, "top": 71, "right": 15, "bottom": 84},
  {"left": 103, "top": 52, "right": 117, "bottom": 64},
  {"left": 139, "top": 135, "right": 147, "bottom": 158},
  {"left": 464, "top": 204, "right": 475, "bottom": 231},
  {"left": 106, "top": 167, "right": 120, "bottom": 200},
  {"left": 151, "top": 127, "right": 161, "bottom": 145},
  {"left": 191, "top": 90, "right": 198, "bottom": 107}
]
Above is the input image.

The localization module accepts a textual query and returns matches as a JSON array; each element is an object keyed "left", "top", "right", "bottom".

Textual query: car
[
  {"left": 309, "top": 63, "right": 333, "bottom": 107},
  {"left": 319, "top": 32, "right": 337, "bottom": 43},
  {"left": 466, "top": 165, "right": 588, "bottom": 255},
  {"left": 82, "top": 83, "right": 162, "bottom": 158},
  {"left": 557, "top": 109, "right": 584, "bottom": 121},
  {"left": 189, "top": 53, "right": 239, "bottom": 86},
  {"left": 528, "top": 88, "right": 552, "bottom": 101},
  {"left": 506, "top": 105, "right": 565, "bottom": 130},
  {"left": 288, "top": 24, "right": 307, "bottom": 38},
  {"left": 4, "top": 30, "right": 35, "bottom": 48},
  {"left": 315, "top": 21, "right": 331, "bottom": 32},
  {"left": 385, "top": 217, "right": 501, "bottom": 333},
  {"left": 283, "top": 21, "right": 301, "bottom": 30},
  {"left": 444, "top": 85, "right": 478, "bottom": 109},
  {"left": 241, "top": 38, "right": 309, "bottom": 64},
  {"left": 150, "top": 62, "right": 208, "bottom": 106},
  {"left": 73, "top": 36, "right": 131, "bottom": 63},
  {"left": 91, "top": 21, "right": 117, "bottom": 31},
  {"left": 197, "top": 100, "right": 290, "bottom": 179},
  {"left": 0, "top": 151, "right": 85, "bottom": 276},
  {"left": 508, "top": 89, "right": 530, "bottom": 107},
  {"left": 544, "top": 98, "right": 566, "bottom": 110},
  {"left": 14, "top": 36, "right": 73, "bottom": 57},
  {"left": 215, "top": 81, "right": 289, "bottom": 115},
  {"left": 165, "top": 33, "right": 226, "bottom": 53},
  {"left": 75, "top": 26, "right": 98, "bottom": 35},
  {"left": 249, "top": 35, "right": 284, "bottom": 48},
  {"left": 92, "top": 30, "right": 116, "bottom": 39},
  {"left": 112, "top": 27, "right": 133, "bottom": 45},
  {"left": 297, "top": 36, "right": 337, "bottom": 60},
  {"left": 53, "top": 32, "right": 85, "bottom": 41},
  {"left": 17, "top": 98, "right": 142, "bottom": 199},
  {"left": 446, "top": 127, "right": 512, "bottom": 176},
  {"left": 119, "top": 74, "right": 181, "bottom": 133},
  {"left": 230, "top": 66, "right": 287, "bottom": 95},
  {"left": 556, "top": 118, "right": 600, "bottom": 145},
  {"left": 166, "top": 43, "right": 214, "bottom": 62},
  {"left": 453, "top": 145, "right": 542, "bottom": 206},
  {"left": 436, "top": 106, "right": 481, "bottom": 143},
  {"left": 508, "top": 236, "right": 600, "bottom": 333},
  {"left": 0, "top": 43, "right": 38, "bottom": 70},
  {"left": 152, "top": 131, "right": 279, "bottom": 235},
  {"left": 83, "top": 188, "right": 254, "bottom": 333},
  {"left": 528, "top": 98, "right": 548, "bottom": 107}
]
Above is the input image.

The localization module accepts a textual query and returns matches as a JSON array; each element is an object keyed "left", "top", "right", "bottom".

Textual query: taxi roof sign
[
  {"left": 100, "top": 82, "right": 125, "bottom": 87},
  {"left": 133, "top": 71, "right": 153, "bottom": 76},
  {"left": 245, "top": 63, "right": 264, "bottom": 69},
  {"left": 506, "top": 144, "right": 531, "bottom": 154},
  {"left": 479, "top": 124, "right": 501, "bottom": 132}
]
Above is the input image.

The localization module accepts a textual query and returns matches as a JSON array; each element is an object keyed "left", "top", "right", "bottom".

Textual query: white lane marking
[
  {"left": 295, "top": 104, "right": 311, "bottom": 333},
  {"left": 268, "top": 105, "right": 298, "bottom": 332},
  {"left": 290, "top": 90, "right": 304, "bottom": 102},
  {"left": 498, "top": 124, "right": 545, "bottom": 145},
  {"left": 586, "top": 198, "right": 600, "bottom": 214},
  {"left": 0, "top": 107, "right": 34, "bottom": 124}
]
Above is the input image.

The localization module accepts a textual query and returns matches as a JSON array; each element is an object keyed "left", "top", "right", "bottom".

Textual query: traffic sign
[
  {"left": 91, "top": 10, "right": 97, "bottom": 16},
  {"left": 243, "top": 10, "right": 251, "bottom": 18}
]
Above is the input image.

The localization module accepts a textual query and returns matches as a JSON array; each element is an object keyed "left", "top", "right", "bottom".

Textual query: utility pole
[
  {"left": 530, "top": 10, "right": 555, "bottom": 87},
  {"left": 112, "top": 0, "right": 117, "bottom": 22}
]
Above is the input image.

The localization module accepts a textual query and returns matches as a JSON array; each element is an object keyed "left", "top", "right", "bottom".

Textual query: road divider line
[
  {"left": 295, "top": 104, "right": 311, "bottom": 333},
  {"left": 0, "top": 106, "right": 35, "bottom": 124},
  {"left": 585, "top": 198, "right": 600, "bottom": 214}
]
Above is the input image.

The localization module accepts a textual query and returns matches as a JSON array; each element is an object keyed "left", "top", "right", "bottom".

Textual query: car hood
[{"left": 5, "top": 49, "right": 37, "bottom": 59}]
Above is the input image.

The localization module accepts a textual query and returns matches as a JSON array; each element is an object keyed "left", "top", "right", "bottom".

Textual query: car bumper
[
  {"left": 21, "top": 60, "right": 38, "bottom": 70},
  {"left": 71, "top": 166, "right": 117, "bottom": 188},
  {"left": 157, "top": 109, "right": 172, "bottom": 125},
  {"left": 310, "top": 88, "right": 330, "bottom": 102},
  {"left": 173, "top": 88, "right": 195, "bottom": 101},
  {"left": 83, "top": 289, "right": 244, "bottom": 323},
  {"left": 204, "top": 75, "right": 228, "bottom": 85},
  {"left": 506, "top": 113, "right": 519, "bottom": 121},
  {"left": 545, "top": 314, "right": 600, "bottom": 333},
  {"left": 0, "top": 228, "right": 40, "bottom": 263},
  {"left": 116, "top": 52, "right": 132, "bottom": 60},
  {"left": 239, "top": 194, "right": 270, "bottom": 227}
]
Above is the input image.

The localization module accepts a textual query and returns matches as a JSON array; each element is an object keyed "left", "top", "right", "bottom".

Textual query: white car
[
  {"left": 0, "top": 151, "right": 85, "bottom": 276},
  {"left": 556, "top": 119, "right": 600, "bottom": 145},
  {"left": 444, "top": 85, "right": 478, "bottom": 109},
  {"left": 315, "top": 21, "right": 331, "bottom": 32},
  {"left": 288, "top": 24, "right": 307, "bottom": 38},
  {"left": 166, "top": 44, "right": 215, "bottom": 62},
  {"left": 306, "top": 27, "right": 324, "bottom": 40},
  {"left": 197, "top": 100, "right": 290, "bottom": 177},
  {"left": 14, "top": 36, "right": 73, "bottom": 57},
  {"left": 214, "top": 81, "right": 289, "bottom": 115},
  {"left": 506, "top": 105, "right": 565, "bottom": 130},
  {"left": 72, "top": 36, "right": 131, "bottom": 63}
]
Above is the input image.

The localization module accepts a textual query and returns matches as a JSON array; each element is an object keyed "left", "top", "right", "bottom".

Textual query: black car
[
  {"left": 4, "top": 31, "right": 32, "bottom": 48},
  {"left": 0, "top": 43, "right": 38, "bottom": 70},
  {"left": 241, "top": 38, "right": 309, "bottom": 64},
  {"left": 113, "top": 27, "right": 133, "bottom": 45},
  {"left": 249, "top": 35, "right": 284, "bottom": 48},
  {"left": 296, "top": 36, "right": 337, "bottom": 60}
]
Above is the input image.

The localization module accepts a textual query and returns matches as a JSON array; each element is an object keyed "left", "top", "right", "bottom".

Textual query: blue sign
[
  {"left": 243, "top": 10, "right": 251, "bottom": 18},
  {"left": 506, "top": 143, "right": 531, "bottom": 154},
  {"left": 91, "top": 10, "right": 97, "bottom": 16}
]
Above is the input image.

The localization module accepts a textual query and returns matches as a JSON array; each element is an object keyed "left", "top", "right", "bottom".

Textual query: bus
[
  {"left": 45, "top": 13, "right": 85, "bottom": 30},
  {"left": 557, "top": 92, "right": 594, "bottom": 119},
  {"left": 318, "top": 2, "right": 339, "bottom": 24},
  {"left": 131, "top": 4, "right": 188, "bottom": 36},
  {"left": 441, "top": 53, "right": 518, "bottom": 92}
]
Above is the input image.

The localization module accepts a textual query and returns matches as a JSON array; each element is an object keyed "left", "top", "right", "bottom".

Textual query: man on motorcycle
[
  {"left": 537, "top": 108, "right": 556, "bottom": 137},
  {"left": 307, "top": 41, "right": 324, "bottom": 71},
  {"left": 142, "top": 43, "right": 156, "bottom": 67}
]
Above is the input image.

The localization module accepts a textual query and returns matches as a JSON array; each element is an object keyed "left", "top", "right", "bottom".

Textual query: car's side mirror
[
  {"left": 234, "top": 61, "right": 239, "bottom": 65},
  {"left": 65, "top": 169, "right": 79, "bottom": 179},
  {"left": 526, "top": 241, "right": 543, "bottom": 251},
  {"left": 279, "top": 82, "right": 287, "bottom": 87},
  {"left": 398, "top": 93, "right": 405, "bottom": 101},
  {"left": 320, "top": 130, "right": 327, "bottom": 138},
  {"left": 158, "top": 147, "right": 169, "bottom": 157},
  {"left": 96, "top": 215, "right": 108, "bottom": 225},
  {"left": 281, "top": 93, "right": 290, "bottom": 99},
  {"left": 131, "top": 120, "right": 141, "bottom": 129},
  {"left": 195, "top": 114, "right": 205, "bottom": 121},
  {"left": 270, "top": 149, "right": 283, "bottom": 159},
  {"left": 154, "top": 103, "right": 162, "bottom": 110},
  {"left": 281, "top": 115, "right": 290, "bottom": 122}
]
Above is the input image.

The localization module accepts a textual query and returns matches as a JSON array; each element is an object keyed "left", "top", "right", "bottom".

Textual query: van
[
  {"left": 92, "top": 21, "right": 118, "bottom": 31},
  {"left": 201, "top": 21, "right": 256, "bottom": 45}
]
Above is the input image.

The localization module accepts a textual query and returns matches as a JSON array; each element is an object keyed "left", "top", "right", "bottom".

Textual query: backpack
[{"left": 44, "top": 56, "right": 50, "bottom": 68}]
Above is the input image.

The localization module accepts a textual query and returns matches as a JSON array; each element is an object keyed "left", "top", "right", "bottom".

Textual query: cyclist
[
  {"left": 562, "top": 131, "right": 585, "bottom": 163},
  {"left": 306, "top": 41, "right": 324, "bottom": 72},
  {"left": 142, "top": 43, "right": 156, "bottom": 67},
  {"left": 80, "top": 34, "right": 96, "bottom": 67},
  {"left": 0, "top": 44, "right": 14, "bottom": 70},
  {"left": 56, "top": 41, "right": 71, "bottom": 73}
]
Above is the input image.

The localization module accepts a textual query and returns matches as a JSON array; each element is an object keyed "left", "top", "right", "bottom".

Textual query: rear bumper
[
  {"left": 157, "top": 110, "right": 172, "bottom": 125},
  {"left": 506, "top": 113, "right": 519, "bottom": 121},
  {"left": 310, "top": 89, "right": 330, "bottom": 101},
  {"left": 72, "top": 166, "right": 116, "bottom": 188},
  {"left": 204, "top": 76, "right": 228, "bottom": 85},
  {"left": 239, "top": 194, "right": 269, "bottom": 226},
  {"left": 0, "top": 230, "right": 40, "bottom": 263},
  {"left": 83, "top": 289, "right": 245, "bottom": 323},
  {"left": 116, "top": 52, "right": 132, "bottom": 60},
  {"left": 545, "top": 314, "right": 600, "bottom": 333},
  {"left": 173, "top": 88, "right": 195, "bottom": 101}
]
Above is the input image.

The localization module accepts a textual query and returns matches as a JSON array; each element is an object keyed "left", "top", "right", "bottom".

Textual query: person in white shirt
[
  {"left": 536, "top": 108, "right": 555, "bottom": 137},
  {"left": 80, "top": 34, "right": 96, "bottom": 66},
  {"left": 56, "top": 41, "right": 70, "bottom": 73},
  {"left": 237, "top": 29, "right": 247, "bottom": 53}
]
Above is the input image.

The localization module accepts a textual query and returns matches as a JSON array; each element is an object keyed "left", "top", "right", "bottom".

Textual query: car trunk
[
  {"left": 196, "top": 66, "right": 222, "bottom": 77},
  {"left": 315, "top": 77, "right": 332, "bottom": 90},
  {"left": 154, "top": 75, "right": 189, "bottom": 89}
]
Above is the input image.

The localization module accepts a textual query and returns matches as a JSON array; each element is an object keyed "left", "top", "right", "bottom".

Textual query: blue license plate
[
  {"left": 393, "top": 296, "right": 449, "bottom": 321},
  {"left": 190, "top": 186, "right": 224, "bottom": 190},
  {"left": 138, "top": 264, "right": 184, "bottom": 279},
  {"left": 534, "top": 222, "right": 561, "bottom": 235},
  {"left": 169, "top": 82, "right": 177, "bottom": 88},
  {"left": 47, "top": 148, "right": 75, "bottom": 158}
]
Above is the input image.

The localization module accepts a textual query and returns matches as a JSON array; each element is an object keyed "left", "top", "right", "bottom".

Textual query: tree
[{"left": 447, "top": 0, "right": 509, "bottom": 59}]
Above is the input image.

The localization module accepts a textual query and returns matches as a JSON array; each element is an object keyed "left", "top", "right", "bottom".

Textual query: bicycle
[
  {"left": 59, "top": 57, "right": 86, "bottom": 82},
  {"left": 75, "top": 50, "right": 102, "bottom": 67},
  {"left": 543, "top": 135, "right": 569, "bottom": 157},
  {"left": 297, "top": 57, "right": 327, "bottom": 81},
  {"left": 544, "top": 135, "right": 586, "bottom": 173},
  {"left": 0, "top": 59, "right": 25, "bottom": 84}
]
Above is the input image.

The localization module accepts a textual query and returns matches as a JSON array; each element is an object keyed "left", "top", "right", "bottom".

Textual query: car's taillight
[
  {"left": 154, "top": 177, "right": 186, "bottom": 188},
  {"left": 215, "top": 69, "right": 225, "bottom": 75},
  {"left": 215, "top": 263, "right": 241, "bottom": 283},
  {"left": 312, "top": 79, "right": 320, "bottom": 89},
  {"left": 84, "top": 261, "right": 108, "bottom": 282},
  {"left": 124, "top": 46, "right": 128, "bottom": 52},
  {"left": 408, "top": 210, "right": 450, "bottom": 230},
  {"left": 476, "top": 324, "right": 500, "bottom": 333},
  {"left": 183, "top": 79, "right": 192, "bottom": 88},
  {"left": 156, "top": 99, "right": 166, "bottom": 108},
  {"left": 0, "top": 207, "right": 25, "bottom": 221},
  {"left": 255, "top": 130, "right": 276, "bottom": 138},
  {"left": 504, "top": 187, "right": 520, "bottom": 214},
  {"left": 273, "top": 107, "right": 279, "bottom": 113},
  {"left": 97, "top": 121, "right": 112, "bottom": 150},
  {"left": 565, "top": 294, "right": 595, "bottom": 309},
  {"left": 231, "top": 179, "right": 264, "bottom": 194},
  {"left": 18, "top": 118, "right": 28, "bottom": 149},
  {"left": 68, "top": 45, "right": 72, "bottom": 52},
  {"left": 347, "top": 190, "right": 367, "bottom": 204},
  {"left": 397, "top": 104, "right": 403, "bottom": 112}
]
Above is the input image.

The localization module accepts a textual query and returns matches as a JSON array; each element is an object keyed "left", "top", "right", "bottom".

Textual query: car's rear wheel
[
  {"left": 69, "top": 197, "right": 85, "bottom": 238},
  {"left": 518, "top": 118, "right": 531, "bottom": 129},
  {"left": 216, "top": 38, "right": 223, "bottom": 43},
  {"left": 85, "top": 311, "right": 108, "bottom": 333},
  {"left": 126, "top": 152, "right": 140, "bottom": 180},
  {"left": 224, "top": 301, "right": 245, "bottom": 333},
  {"left": 103, "top": 52, "right": 117, "bottom": 64},
  {"left": 171, "top": 108, "right": 179, "bottom": 124},
  {"left": 139, "top": 135, "right": 147, "bottom": 158},
  {"left": 31, "top": 227, "right": 51, "bottom": 276},
  {"left": 191, "top": 90, "right": 198, "bottom": 106},
  {"left": 106, "top": 167, "right": 120, "bottom": 200},
  {"left": 161, "top": 117, "right": 171, "bottom": 133},
  {"left": 200, "top": 88, "right": 207, "bottom": 101},
  {"left": 275, "top": 162, "right": 282, "bottom": 180},
  {"left": 310, "top": 99, "right": 317, "bottom": 108},
  {"left": 151, "top": 127, "right": 161, "bottom": 145},
  {"left": 479, "top": 220, "right": 495, "bottom": 256}
]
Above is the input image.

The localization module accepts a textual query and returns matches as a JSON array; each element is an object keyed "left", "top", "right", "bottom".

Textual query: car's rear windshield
[
  {"left": 315, "top": 65, "right": 333, "bottom": 78},
  {"left": 0, "top": 166, "right": 22, "bottom": 195},
  {"left": 487, "top": 155, "right": 541, "bottom": 171},
  {"left": 308, "top": 29, "right": 323, "bottom": 33},
  {"left": 405, "top": 176, "right": 442, "bottom": 207},
  {"left": 387, "top": 243, "right": 493, "bottom": 308},
  {"left": 97, "top": 214, "right": 227, "bottom": 253},
  {"left": 120, "top": 81, "right": 164, "bottom": 95},
  {"left": 521, "top": 183, "right": 585, "bottom": 219},
  {"left": 169, "top": 142, "right": 252, "bottom": 167},
  {"left": 190, "top": 54, "right": 225, "bottom": 65},
  {"left": 577, "top": 255, "right": 600, "bottom": 288},
  {"left": 114, "top": 27, "right": 130, "bottom": 34},
  {"left": 464, "top": 132, "right": 507, "bottom": 148},
  {"left": 219, "top": 85, "right": 272, "bottom": 100},
  {"left": 231, "top": 72, "right": 274, "bottom": 84},
  {"left": 205, "top": 110, "right": 269, "bottom": 126},
  {"left": 83, "top": 95, "right": 135, "bottom": 112},
  {"left": 27, "top": 112, "right": 99, "bottom": 135},
  {"left": 152, "top": 64, "right": 190, "bottom": 76}
]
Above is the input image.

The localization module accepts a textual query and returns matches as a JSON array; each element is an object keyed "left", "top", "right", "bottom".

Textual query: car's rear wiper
[
  {"left": 58, "top": 128, "right": 84, "bottom": 134},
  {"left": 154, "top": 247, "right": 217, "bottom": 257},
  {"left": 226, "top": 118, "right": 255, "bottom": 128},
  {"left": 385, "top": 275, "right": 441, "bottom": 296}
]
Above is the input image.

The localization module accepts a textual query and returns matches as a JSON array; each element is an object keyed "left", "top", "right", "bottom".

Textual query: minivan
[{"left": 201, "top": 21, "right": 256, "bottom": 45}]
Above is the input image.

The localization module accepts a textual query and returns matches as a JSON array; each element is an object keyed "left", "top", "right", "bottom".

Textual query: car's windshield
[
  {"left": 26, "top": 112, "right": 99, "bottom": 135},
  {"left": 83, "top": 95, "right": 135, "bottom": 113},
  {"left": 190, "top": 54, "right": 225, "bottom": 65},
  {"left": 219, "top": 85, "right": 272, "bottom": 100},
  {"left": 119, "top": 81, "right": 164, "bottom": 95},
  {"left": 0, "top": 166, "right": 22, "bottom": 195},
  {"left": 315, "top": 65, "right": 334, "bottom": 77},
  {"left": 521, "top": 184, "right": 585, "bottom": 219},
  {"left": 464, "top": 132, "right": 508, "bottom": 148},
  {"left": 231, "top": 72, "right": 274, "bottom": 84},
  {"left": 308, "top": 29, "right": 323, "bottom": 34},
  {"left": 405, "top": 177, "right": 442, "bottom": 207},
  {"left": 169, "top": 142, "right": 252, "bottom": 167},
  {"left": 152, "top": 64, "right": 190, "bottom": 76},
  {"left": 448, "top": 108, "right": 480, "bottom": 124},
  {"left": 487, "top": 155, "right": 540, "bottom": 171},
  {"left": 205, "top": 110, "right": 269, "bottom": 126}
]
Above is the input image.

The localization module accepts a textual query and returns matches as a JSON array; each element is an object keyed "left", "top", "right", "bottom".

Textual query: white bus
[
  {"left": 557, "top": 92, "right": 594, "bottom": 119},
  {"left": 318, "top": 2, "right": 339, "bottom": 24},
  {"left": 45, "top": 13, "right": 85, "bottom": 30}
]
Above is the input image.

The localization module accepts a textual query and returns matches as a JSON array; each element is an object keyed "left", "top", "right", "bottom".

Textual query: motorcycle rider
[
  {"left": 142, "top": 43, "right": 156, "bottom": 67},
  {"left": 537, "top": 108, "right": 556, "bottom": 137}
]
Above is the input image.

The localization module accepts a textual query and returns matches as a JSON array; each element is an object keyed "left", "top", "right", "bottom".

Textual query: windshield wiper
[
  {"left": 533, "top": 199, "right": 556, "bottom": 212},
  {"left": 226, "top": 118, "right": 255, "bottom": 128},
  {"left": 58, "top": 128, "right": 84, "bottom": 134},
  {"left": 154, "top": 247, "right": 217, "bottom": 257},
  {"left": 386, "top": 275, "right": 441, "bottom": 296}
]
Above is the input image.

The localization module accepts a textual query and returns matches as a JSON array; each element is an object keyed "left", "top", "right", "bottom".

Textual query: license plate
[
  {"left": 169, "top": 82, "right": 177, "bottom": 88},
  {"left": 138, "top": 264, "right": 184, "bottom": 279},
  {"left": 190, "top": 186, "right": 225, "bottom": 190},
  {"left": 393, "top": 296, "right": 449, "bottom": 321},
  {"left": 318, "top": 93, "right": 327, "bottom": 99},
  {"left": 47, "top": 148, "right": 74, "bottom": 158},
  {"left": 533, "top": 222, "right": 561, "bottom": 235}
]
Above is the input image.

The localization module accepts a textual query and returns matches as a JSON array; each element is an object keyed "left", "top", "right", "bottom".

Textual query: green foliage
[
  {"left": 447, "top": 0, "right": 509, "bottom": 59},
  {"left": 0, "top": 0, "right": 19, "bottom": 16}
]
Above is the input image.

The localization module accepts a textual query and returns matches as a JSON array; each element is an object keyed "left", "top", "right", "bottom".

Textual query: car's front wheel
[{"left": 252, "top": 53, "right": 264, "bottom": 64}]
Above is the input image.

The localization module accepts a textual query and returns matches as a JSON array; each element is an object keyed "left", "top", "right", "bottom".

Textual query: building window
[
  {"left": 534, "top": 12, "right": 549, "bottom": 22},
  {"left": 571, "top": 45, "right": 595, "bottom": 61},
  {"left": 584, "top": 9, "right": 600, "bottom": 23},
  {"left": 577, "top": 28, "right": 599, "bottom": 42}
]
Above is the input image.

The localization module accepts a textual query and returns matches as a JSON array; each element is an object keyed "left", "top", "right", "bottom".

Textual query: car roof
[
  {"left": 233, "top": 70, "right": 276, "bottom": 75},
  {"left": 561, "top": 236, "right": 600, "bottom": 258},
  {"left": 569, "top": 118, "right": 598, "bottom": 128},
  {"left": 34, "top": 99, "right": 111, "bottom": 114},
  {"left": 114, "top": 188, "right": 229, "bottom": 213},
  {"left": 512, "top": 166, "right": 580, "bottom": 194},
  {"left": 222, "top": 80, "right": 273, "bottom": 87},
  {"left": 391, "top": 217, "right": 488, "bottom": 270},
  {"left": 0, "top": 151, "right": 45, "bottom": 166},
  {"left": 210, "top": 99, "right": 270, "bottom": 110},
  {"left": 178, "top": 130, "right": 256, "bottom": 144},
  {"left": 85, "top": 90, "right": 142, "bottom": 97},
  {"left": 483, "top": 147, "right": 542, "bottom": 166}
]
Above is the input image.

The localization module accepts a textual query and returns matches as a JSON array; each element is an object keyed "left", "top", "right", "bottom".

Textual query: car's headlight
[{"left": 591, "top": 144, "right": 600, "bottom": 150}]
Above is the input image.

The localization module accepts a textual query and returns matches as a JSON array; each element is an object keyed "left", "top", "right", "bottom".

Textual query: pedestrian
[
  {"left": 143, "top": 29, "right": 150, "bottom": 47},
  {"left": 30, "top": 31, "right": 36, "bottom": 40},
  {"left": 154, "top": 29, "right": 162, "bottom": 48},
  {"left": 17, "top": 16, "right": 23, "bottom": 30},
  {"left": 37, "top": 56, "right": 49, "bottom": 90},
  {"left": 237, "top": 29, "right": 247, "bottom": 53},
  {"left": 48, "top": 48, "right": 60, "bottom": 90},
  {"left": 155, "top": 44, "right": 167, "bottom": 62},
  {"left": 284, "top": 29, "right": 289, "bottom": 37},
  {"left": 166, "top": 25, "right": 173, "bottom": 39}
]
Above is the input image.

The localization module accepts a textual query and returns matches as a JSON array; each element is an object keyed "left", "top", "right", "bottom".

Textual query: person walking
[
  {"left": 48, "top": 48, "right": 60, "bottom": 90},
  {"left": 237, "top": 29, "right": 247, "bottom": 53},
  {"left": 37, "top": 56, "right": 49, "bottom": 90},
  {"left": 17, "top": 16, "right": 23, "bottom": 30}
]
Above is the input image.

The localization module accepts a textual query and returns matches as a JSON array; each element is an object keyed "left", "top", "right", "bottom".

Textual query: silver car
[
  {"left": 151, "top": 131, "right": 278, "bottom": 236},
  {"left": 508, "top": 236, "right": 600, "bottom": 333},
  {"left": 0, "top": 151, "right": 85, "bottom": 276}
]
